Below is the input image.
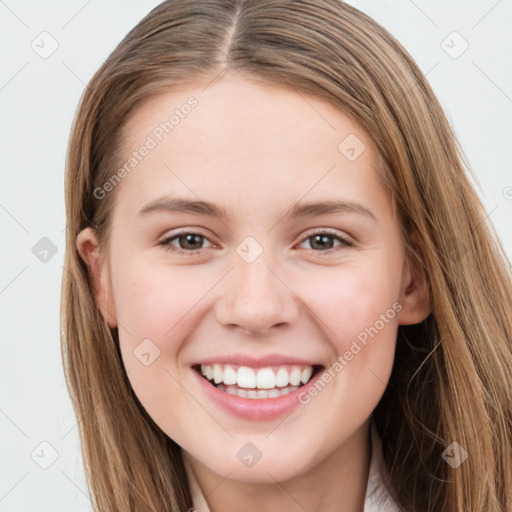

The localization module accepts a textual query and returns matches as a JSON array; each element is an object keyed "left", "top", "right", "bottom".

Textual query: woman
[{"left": 61, "top": 1, "right": 512, "bottom": 510}]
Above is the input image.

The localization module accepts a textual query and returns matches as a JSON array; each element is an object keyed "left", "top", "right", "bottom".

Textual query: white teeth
[
  {"left": 300, "top": 366, "right": 313, "bottom": 384},
  {"left": 213, "top": 364, "right": 223, "bottom": 384},
  {"left": 237, "top": 366, "right": 257, "bottom": 388},
  {"left": 275, "top": 367, "right": 289, "bottom": 387},
  {"left": 199, "top": 363, "right": 317, "bottom": 391},
  {"left": 289, "top": 367, "right": 301, "bottom": 386},
  {"left": 223, "top": 365, "right": 238, "bottom": 385},
  {"left": 256, "top": 368, "right": 275, "bottom": 389},
  {"left": 216, "top": 383, "right": 300, "bottom": 399},
  {"left": 268, "top": 389, "right": 281, "bottom": 398}
]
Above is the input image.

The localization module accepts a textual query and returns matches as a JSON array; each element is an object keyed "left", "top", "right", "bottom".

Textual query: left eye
[{"left": 298, "top": 232, "right": 353, "bottom": 252}]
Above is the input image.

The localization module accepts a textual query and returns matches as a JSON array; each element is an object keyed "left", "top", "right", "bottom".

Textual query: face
[{"left": 77, "top": 73, "right": 430, "bottom": 484}]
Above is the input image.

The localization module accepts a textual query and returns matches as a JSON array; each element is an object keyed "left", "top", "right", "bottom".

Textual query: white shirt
[{"left": 183, "top": 420, "right": 400, "bottom": 512}]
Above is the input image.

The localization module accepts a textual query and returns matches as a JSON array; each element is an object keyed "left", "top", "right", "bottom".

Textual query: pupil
[
  {"left": 182, "top": 234, "right": 202, "bottom": 249},
  {"left": 312, "top": 234, "right": 333, "bottom": 250}
]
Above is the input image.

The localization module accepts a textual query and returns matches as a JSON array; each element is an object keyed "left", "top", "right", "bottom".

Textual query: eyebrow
[{"left": 137, "top": 196, "right": 376, "bottom": 222}]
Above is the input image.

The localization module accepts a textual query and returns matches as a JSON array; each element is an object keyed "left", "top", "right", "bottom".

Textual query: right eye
[{"left": 159, "top": 230, "right": 215, "bottom": 256}]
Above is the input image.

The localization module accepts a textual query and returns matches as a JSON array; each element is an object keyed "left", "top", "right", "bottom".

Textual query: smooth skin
[{"left": 77, "top": 73, "right": 430, "bottom": 512}]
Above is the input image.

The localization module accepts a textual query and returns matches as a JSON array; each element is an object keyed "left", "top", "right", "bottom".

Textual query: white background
[{"left": 1, "top": 1, "right": 511, "bottom": 510}]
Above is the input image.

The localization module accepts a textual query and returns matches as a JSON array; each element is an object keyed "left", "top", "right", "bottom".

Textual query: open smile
[{"left": 192, "top": 361, "right": 325, "bottom": 420}]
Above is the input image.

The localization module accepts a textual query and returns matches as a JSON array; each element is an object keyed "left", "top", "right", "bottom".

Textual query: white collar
[
  {"left": 183, "top": 420, "right": 399, "bottom": 511},
  {"left": 364, "top": 420, "right": 400, "bottom": 511}
]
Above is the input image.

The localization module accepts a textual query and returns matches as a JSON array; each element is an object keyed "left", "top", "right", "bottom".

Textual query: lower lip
[{"left": 192, "top": 367, "right": 323, "bottom": 421}]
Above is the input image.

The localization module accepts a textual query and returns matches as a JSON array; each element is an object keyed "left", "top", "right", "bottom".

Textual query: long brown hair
[{"left": 60, "top": 1, "right": 512, "bottom": 510}]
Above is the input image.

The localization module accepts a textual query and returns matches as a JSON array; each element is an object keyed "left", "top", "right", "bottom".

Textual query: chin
[{"left": 200, "top": 446, "right": 317, "bottom": 484}]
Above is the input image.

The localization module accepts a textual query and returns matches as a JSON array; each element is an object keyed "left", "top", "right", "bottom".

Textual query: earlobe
[
  {"left": 396, "top": 234, "right": 432, "bottom": 326},
  {"left": 76, "top": 227, "right": 118, "bottom": 328}
]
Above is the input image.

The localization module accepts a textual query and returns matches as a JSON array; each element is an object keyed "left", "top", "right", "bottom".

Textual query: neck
[{"left": 183, "top": 418, "right": 373, "bottom": 512}]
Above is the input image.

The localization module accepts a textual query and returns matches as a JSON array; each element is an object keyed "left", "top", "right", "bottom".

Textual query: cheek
[
  {"left": 113, "top": 259, "right": 201, "bottom": 346},
  {"left": 111, "top": 261, "right": 201, "bottom": 428},
  {"left": 304, "top": 263, "right": 400, "bottom": 399},
  {"left": 308, "top": 263, "right": 401, "bottom": 344}
]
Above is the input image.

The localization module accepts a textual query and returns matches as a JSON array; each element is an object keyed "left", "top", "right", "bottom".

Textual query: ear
[
  {"left": 396, "top": 231, "right": 432, "bottom": 326},
  {"left": 76, "top": 227, "right": 118, "bottom": 328}
]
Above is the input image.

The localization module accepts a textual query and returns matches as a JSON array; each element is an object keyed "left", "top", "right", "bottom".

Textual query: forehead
[
  {"left": 123, "top": 75, "right": 369, "bottom": 155},
  {"left": 112, "top": 75, "right": 389, "bottom": 223}
]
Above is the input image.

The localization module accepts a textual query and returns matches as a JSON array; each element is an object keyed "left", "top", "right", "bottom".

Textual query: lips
[{"left": 191, "top": 360, "right": 325, "bottom": 421}]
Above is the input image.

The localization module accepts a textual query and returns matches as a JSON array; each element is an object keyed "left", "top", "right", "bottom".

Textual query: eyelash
[{"left": 158, "top": 229, "right": 353, "bottom": 257}]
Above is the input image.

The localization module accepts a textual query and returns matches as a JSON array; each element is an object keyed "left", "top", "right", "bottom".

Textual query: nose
[{"left": 215, "top": 254, "right": 300, "bottom": 335}]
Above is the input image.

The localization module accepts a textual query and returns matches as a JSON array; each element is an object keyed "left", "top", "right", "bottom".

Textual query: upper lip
[{"left": 193, "top": 353, "right": 323, "bottom": 368}]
